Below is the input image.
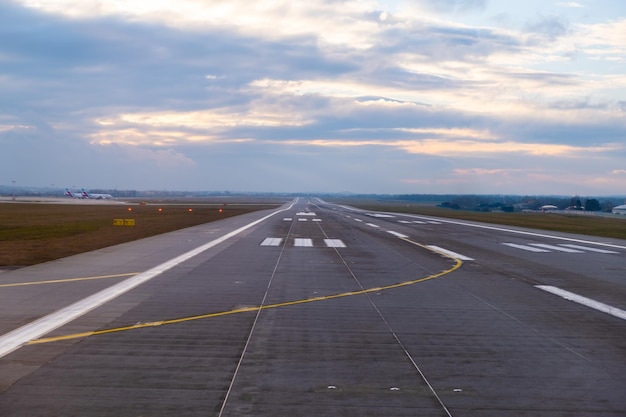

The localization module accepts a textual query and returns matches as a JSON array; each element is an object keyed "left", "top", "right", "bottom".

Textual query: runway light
[
  {"left": 158, "top": 208, "right": 163, "bottom": 213},
  {"left": 128, "top": 207, "right": 132, "bottom": 212},
  {"left": 218, "top": 208, "right": 223, "bottom": 213},
  {"left": 188, "top": 208, "right": 193, "bottom": 212}
]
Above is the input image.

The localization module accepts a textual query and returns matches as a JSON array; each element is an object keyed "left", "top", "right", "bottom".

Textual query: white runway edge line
[
  {"left": 536, "top": 286, "right": 626, "bottom": 321},
  {"left": 0, "top": 202, "right": 296, "bottom": 359}
]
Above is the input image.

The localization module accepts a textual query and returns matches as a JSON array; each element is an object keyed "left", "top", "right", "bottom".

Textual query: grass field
[
  {"left": 2, "top": 197, "right": 625, "bottom": 267},
  {"left": 328, "top": 198, "right": 626, "bottom": 240},
  {"left": 0, "top": 201, "right": 281, "bottom": 267}
]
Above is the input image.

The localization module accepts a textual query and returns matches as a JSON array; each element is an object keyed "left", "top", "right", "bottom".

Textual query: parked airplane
[
  {"left": 64, "top": 188, "right": 114, "bottom": 199},
  {"left": 81, "top": 188, "right": 114, "bottom": 199},
  {"left": 64, "top": 188, "right": 84, "bottom": 198}
]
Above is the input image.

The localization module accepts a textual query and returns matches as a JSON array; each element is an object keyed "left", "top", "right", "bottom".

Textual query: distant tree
[
  {"left": 601, "top": 200, "right": 614, "bottom": 213},
  {"left": 584, "top": 199, "right": 601, "bottom": 211},
  {"left": 570, "top": 196, "right": 583, "bottom": 208},
  {"left": 439, "top": 202, "right": 460, "bottom": 209}
]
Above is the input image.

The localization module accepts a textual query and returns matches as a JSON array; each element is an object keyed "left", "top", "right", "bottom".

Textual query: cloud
[
  {"left": 557, "top": 2, "right": 585, "bottom": 8},
  {"left": 1, "top": 1, "right": 625, "bottom": 195},
  {"left": 408, "top": 0, "right": 487, "bottom": 14},
  {"left": 524, "top": 15, "right": 570, "bottom": 42}
]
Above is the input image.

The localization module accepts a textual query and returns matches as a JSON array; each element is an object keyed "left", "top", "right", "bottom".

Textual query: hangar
[{"left": 612, "top": 204, "right": 626, "bottom": 215}]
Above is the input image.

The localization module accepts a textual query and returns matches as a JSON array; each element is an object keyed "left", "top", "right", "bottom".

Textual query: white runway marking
[
  {"left": 298, "top": 218, "right": 308, "bottom": 222},
  {"left": 366, "top": 223, "right": 380, "bottom": 228},
  {"left": 503, "top": 243, "right": 551, "bottom": 253},
  {"left": 296, "top": 212, "right": 316, "bottom": 216},
  {"left": 536, "top": 286, "right": 626, "bottom": 321},
  {"left": 398, "top": 220, "right": 412, "bottom": 224},
  {"left": 324, "top": 239, "right": 346, "bottom": 248},
  {"left": 426, "top": 245, "right": 474, "bottom": 261},
  {"left": 529, "top": 243, "right": 583, "bottom": 253},
  {"left": 558, "top": 244, "right": 619, "bottom": 254},
  {"left": 0, "top": 202, "right": 296, "bottom": 359},
  {"left": 503, "top": 242, "right": 620, "bottom": 254},
  {"left": 403, "top": 215, "right": 626, "bottom": 251},
  {"left": 283, "top": 218, "right": 292, "bottom": 221},
  {"left": 261, "top": 238, "right": 283, "bottom": 246},
  {"left": 312, "top": 218, "right": 322, "bottom": 222},
  {"left": 412, "top": 221, "right": 427, "bottom": 224},
  {"left": 388, "top": 231, "right": 408, "bottom": 238},
  {"left": 294, "top": 238, "right": 313, "bottom": 247},
  {"left": 354, "top": 219, "right": 363, "bottom": 222}
]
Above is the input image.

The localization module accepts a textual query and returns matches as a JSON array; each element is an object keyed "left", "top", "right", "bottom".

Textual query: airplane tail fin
[{"left": 64, "top": 188, "right": 74, "bottom": 197}]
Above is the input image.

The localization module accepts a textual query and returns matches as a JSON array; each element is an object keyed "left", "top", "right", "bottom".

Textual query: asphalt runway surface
[{"left": 0, "top": 198, "right": 624, "bottom": 416}]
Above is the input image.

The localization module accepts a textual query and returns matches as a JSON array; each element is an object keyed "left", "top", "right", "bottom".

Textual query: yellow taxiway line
[
  {"left": 29, "top": 238, "right": 463, "bottom": 345},
  {"left": 0, "top": 273, "right": 139, "bottom": 288}
]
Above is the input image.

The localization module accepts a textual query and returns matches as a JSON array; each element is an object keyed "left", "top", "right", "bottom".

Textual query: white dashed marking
[
  {"left": 261, "top": 238, "right": 283, "bottom": 246},
  {"left": 426, "top": 245, "right": 474, "bottom": 261},
  {"left": 536, "top": 286, "right": 626, "bottom": 321},
  {"left": 529, "top": 244, "right": 583, "bottom": 253},
  {"left": 324, "top": 239, "right": 346, "bottom": 248},
  {"left": 558, "top": 244, "right": 618, "bottom": 254},
  {"left": 503, "top": 243, "right": 551, "bottom": 253}
]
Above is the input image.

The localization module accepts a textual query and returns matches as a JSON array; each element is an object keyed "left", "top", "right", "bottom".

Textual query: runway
[{"left": 0, "top": 198, "right": 624, "bottom": 416}]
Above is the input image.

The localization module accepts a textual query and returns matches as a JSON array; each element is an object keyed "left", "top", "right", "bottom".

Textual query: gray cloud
[{"left": 524, "top": 15, "right": 571, "bottom": 42}]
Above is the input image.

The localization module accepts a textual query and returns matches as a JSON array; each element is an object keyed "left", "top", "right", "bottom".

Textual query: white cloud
[{"left": 557, "top": 2, "right": 585, "bottom": 8}]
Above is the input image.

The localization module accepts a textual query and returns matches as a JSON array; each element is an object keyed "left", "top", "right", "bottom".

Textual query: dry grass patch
[{"left": 0, "top": 202, "right": 279, "bottom": 266}]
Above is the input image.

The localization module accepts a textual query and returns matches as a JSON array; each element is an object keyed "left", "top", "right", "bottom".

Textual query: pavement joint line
[
  {"left": 28, "top": 238, "right": 464, "bottom": 345},
  {"left": 0, "top": 201, "right": 296, "bottom": 359},
  {"left": 0, "top": 273, "right": 139, "bottom": 288}
]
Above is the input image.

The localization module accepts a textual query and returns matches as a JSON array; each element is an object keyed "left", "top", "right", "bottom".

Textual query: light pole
[{"left": 11, "top": 180, "right": 16, "bottom": 201}]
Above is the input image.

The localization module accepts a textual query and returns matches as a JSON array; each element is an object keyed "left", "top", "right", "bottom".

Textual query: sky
[{"left": 1, "top": 0, "right": 625, "bottom": 195}]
